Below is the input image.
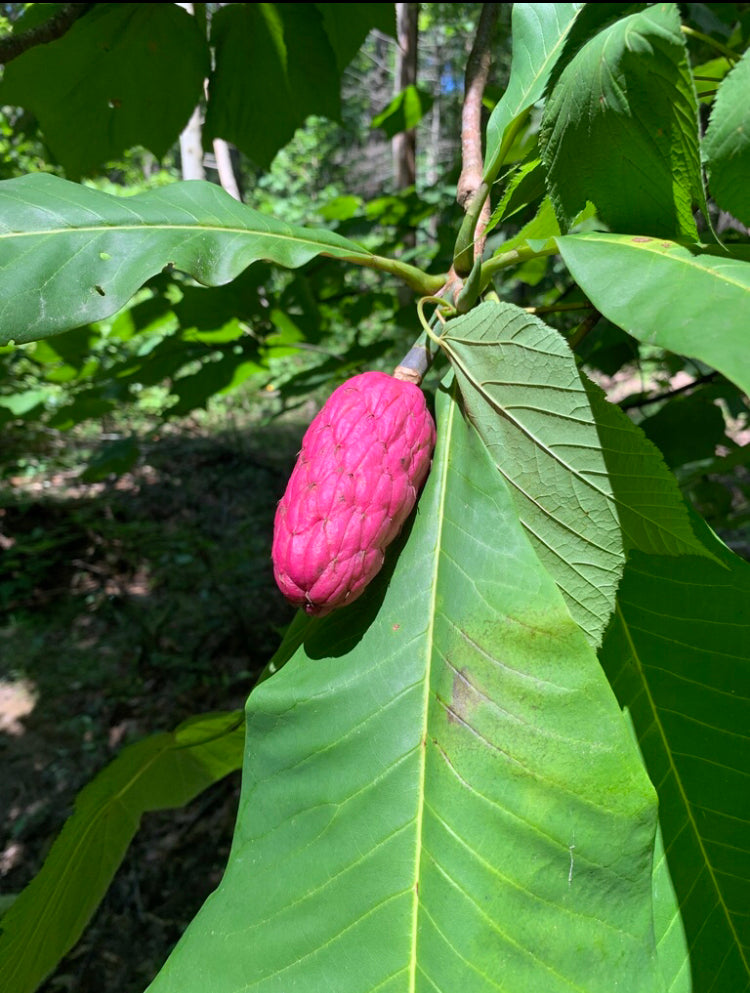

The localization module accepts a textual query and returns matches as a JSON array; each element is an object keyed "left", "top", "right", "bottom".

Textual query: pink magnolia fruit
[{"left": 272, "top": 371, "right": 436, "bottom": 615}]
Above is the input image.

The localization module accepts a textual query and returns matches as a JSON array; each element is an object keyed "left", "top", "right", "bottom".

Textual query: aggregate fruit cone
[{"left": 272, "top": 371, "right": 436, "bottom": 615}]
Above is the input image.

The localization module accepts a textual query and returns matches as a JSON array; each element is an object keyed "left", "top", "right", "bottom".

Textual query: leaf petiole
[{"left": 478, "top": 240, "right": 558, "bottom": 292}]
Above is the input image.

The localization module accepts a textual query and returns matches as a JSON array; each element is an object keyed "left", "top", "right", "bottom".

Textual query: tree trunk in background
[
  {"left": 393, "top": 2, "right": 418, "bottom": 193},
  {"left": 180, "top": 103, "right": 206, "bottom": 181},
  {"left": 212, "top": 139, "right": 242, "bottom": 200},
  {"left": 393, "top": 2, "right": 418, "bottom": 260}
]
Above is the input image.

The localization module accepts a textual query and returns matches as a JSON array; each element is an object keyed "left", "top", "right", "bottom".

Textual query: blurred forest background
[{"left": 0, "top": 3, "right": 748, "bottom": 991}]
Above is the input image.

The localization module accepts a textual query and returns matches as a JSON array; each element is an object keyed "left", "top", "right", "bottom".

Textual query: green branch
[
  {"left": 478, "top": 240, "right": 558, "bottom": 293},
  {"left": 357, "top": 253, "right": 447, "bottom": 296},
  {"left": 681, "top": 25, "right": 741, "bottom": 62}
]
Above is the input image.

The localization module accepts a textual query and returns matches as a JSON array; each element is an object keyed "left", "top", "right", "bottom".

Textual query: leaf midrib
[
  {"left": 0, "top": 223, "right": 373, "bottom": 258},
  {"left": 408, "top": 391, "right": 455, "bottom": 993}
]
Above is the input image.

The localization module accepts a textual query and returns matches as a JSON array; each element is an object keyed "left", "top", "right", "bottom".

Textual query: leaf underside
[{"left": 437, "top": 301, "right": 704, "bottom": 648}]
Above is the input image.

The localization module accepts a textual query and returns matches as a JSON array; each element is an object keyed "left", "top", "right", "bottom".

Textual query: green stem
[
  {"left": 357, "top": 254, "right": 447, "bottom": 296},
  {"left": 681, "top": 25, "right": 740, "bottom": 62},
  {"left": 417, "top": 296, "right": 455, "bottom": 337},
  {"left": 453, "top": 181, "right": 491, "bottom": 276},
  {"left": 478, "top": 240, "right": 558, "bottom": 293},
  {"left": 568, "top": 309, "right": 601, "bottom": 350}
]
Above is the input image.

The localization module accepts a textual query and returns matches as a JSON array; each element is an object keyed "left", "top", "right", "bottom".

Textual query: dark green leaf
[
  {"left": 166, "top": 347, "right": 265, "bottom": 418},
  {"left": 316, "top": 3, "right": 395, "bottom": 72},
  {"left": 80, "top": 435, "right": 140, "bottom": 482},
  {"left": 0, "top": 4, "right": 209, "bottom": 178},
  {"left": 487, "top": 157, "right": 547, "bottom": 232},
  {"left": 540, "top": 3, "right": 705, "bottom": 238},
  {"left": 147, "top": 387, "right": 664, "bottom": 993},
  {"left": 703, "top": 49, "right": 750, "bottom": 226},
  {"left": 601, "top": 523, "right": 750, "bottom": 993},
  {"left": 47, "top": 390, "right": 116, "bottom": 430},
  {"left": 206, "top": 4, "right": 339, "bottom": 169},
  {"left": 576, "top": 319, "right": 639, "bottom": 376},
  {"left": 638, "top": 392, "right": 729, "bottom": 469},
  {"left": 0, "top": 174, "right": 372, "bottom": 346},
  {"left": 581, "top": 377, "right": 713, "bottom": 560},
  {"left": 174, "top": 265, "right": 273, "bottom": 333},
  {"left": 8, "top": 3, "right": 70, "bottom": 33},
  {"left": 0, "top": 711, "right": 244, "bottom": 993}
]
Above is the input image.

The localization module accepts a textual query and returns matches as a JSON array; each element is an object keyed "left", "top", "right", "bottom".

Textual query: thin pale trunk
[
  {"left": 393, "top": 0, "right": 419, "bottom": 271},
  {"left": 180, "top": 103, "right": 206, "bottom": 181},
  {"left": 213, "top": 139, "right": 242, "bottom": 200}
]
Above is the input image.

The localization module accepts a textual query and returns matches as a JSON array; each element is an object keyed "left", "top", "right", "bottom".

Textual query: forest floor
[{"left": 0, "top": 414, "right": 304, "bottom": 993}]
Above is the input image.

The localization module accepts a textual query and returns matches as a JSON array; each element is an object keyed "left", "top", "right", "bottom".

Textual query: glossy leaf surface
[
  {"left": 557, "top": 232, "right": 750, "bottom": 397},
  {"left": 0, "top": 174, "right": 372, "bottom": 346}
]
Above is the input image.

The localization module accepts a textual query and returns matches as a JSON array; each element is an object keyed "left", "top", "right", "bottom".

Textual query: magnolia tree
[{"left": 0, "top": 4, "right": 748, "bottom": 993}]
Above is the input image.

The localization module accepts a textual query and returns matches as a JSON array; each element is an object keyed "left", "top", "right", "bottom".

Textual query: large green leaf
[
  {"left": 556, "top": 232, "right": 750, "bottom": 397},
  {"left": 435, "top": 301, "right": 704, "bottom": 647},
  {"left": 540, "top": 3, "right": 705, "bottom": 238},
  {"left": 0, "top": 711, "right": 244, "bottom": 993},
  {"left": 0, "top": 4, "right": 209, "bottom": 178},
  {"left": 206, "top": 4, "right": 338, "bottom": 169},
  {"left": 601, "top": 524, "right": 750, "bottom": 993},
  {"left": 650, "top": 814, "right": 691, "bottom": 993},
  {"left": 703, "top": 48, "right": 750, "bottom": 227},
  {"left": 0, "top": 174, "right": 375, "bottom": 346},
  {"left": 484, "top": 3, "right": 582, "bottom": 181},
  {"left": 147, "top": 387, "right": 666, "bottom": 993}
]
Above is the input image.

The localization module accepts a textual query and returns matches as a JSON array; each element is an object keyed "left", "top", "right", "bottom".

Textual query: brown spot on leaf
[{"left": 446, "top": 665, "right": 479, "bottom": 726}]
